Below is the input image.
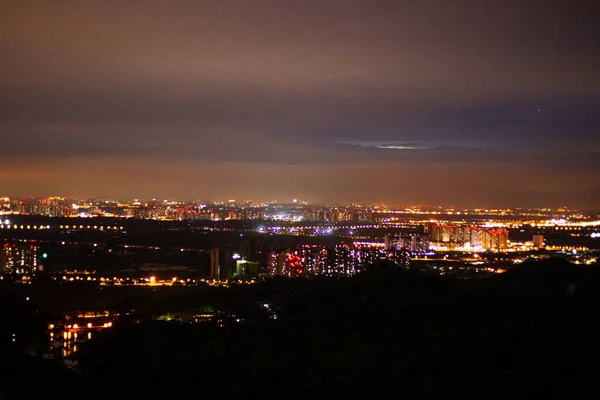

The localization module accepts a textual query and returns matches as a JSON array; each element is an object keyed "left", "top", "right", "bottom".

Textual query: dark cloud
[{"left": 1, "top": 0, "right": 599, "bottom": 206}]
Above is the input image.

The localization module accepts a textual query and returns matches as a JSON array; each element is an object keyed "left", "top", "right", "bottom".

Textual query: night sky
[{"left": 1, "top": 1, "right": 599, "bottom": 207}]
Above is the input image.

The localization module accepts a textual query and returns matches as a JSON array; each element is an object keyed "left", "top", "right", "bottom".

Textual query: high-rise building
[
  {"left": 268, "top": 251, "right": 287, "bottom": 276},
  {"left": 412, "top": 234, "right": 429, "bottom": 253},
  {"left": 1, "top": 244, "right": 39, "bottom": 274},
  {"left": 532, "top": 234, "right": 544, "bottom": 249},
  {"left": 266, "top": 245, "right": 371, "bottom": 277},
  {"left": 469, "top": 228, "right": 484, "bottom": 248},
  {"left": 426, "top": 223, "right": 508, "bottom": 251},
  {"left": 385, "top": 247, "right": 410, "bottom": 269},
  {"left": 240, "top": 240, "right": 266, "bottom": 272},
  {"left": 387, "top": 234, "right": 430, "bottom": 253},
  {"left": 481, "top": 229, "right": 509, "bottom": 251},
  {"left": 210, "top": 248, "right": 220, "bottom": 279}
]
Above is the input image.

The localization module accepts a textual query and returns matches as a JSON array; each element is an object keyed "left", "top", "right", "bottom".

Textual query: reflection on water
[
  {"left": 44, "top": 310, "right": 126, "bottom": 366},
  {"left": 49, "top": 329, "right": 94, "bottom": 358}
]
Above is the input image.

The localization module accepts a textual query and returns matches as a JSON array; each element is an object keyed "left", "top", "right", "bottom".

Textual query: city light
[{"left": 0, "top": 2, "right": 597, "bottom": 394}]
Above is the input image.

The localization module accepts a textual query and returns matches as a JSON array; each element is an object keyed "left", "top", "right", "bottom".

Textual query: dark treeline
[{"left": 2, "top": 257, "right": 600, "bottom": 399}]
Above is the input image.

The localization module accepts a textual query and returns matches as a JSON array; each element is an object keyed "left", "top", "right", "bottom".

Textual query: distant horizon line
[{"left": 0, "top": 195, "right": 595, "bottom": 211}]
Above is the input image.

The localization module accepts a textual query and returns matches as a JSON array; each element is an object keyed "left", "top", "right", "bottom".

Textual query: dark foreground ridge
[{"left": 3, "top": 258, "right": 600, "bottom": 399}]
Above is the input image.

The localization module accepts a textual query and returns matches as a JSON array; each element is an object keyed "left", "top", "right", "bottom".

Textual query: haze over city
[
  {"left": 2, "top": 2, "right": 600, "bottom": 398},
  {"left": 2, "top": 1, "right": 599, "bottom": 207}
]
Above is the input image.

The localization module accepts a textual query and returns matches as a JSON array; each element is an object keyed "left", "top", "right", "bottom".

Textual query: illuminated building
[
  {"left": 533, "top": 234, "right": 544, "bottom": 249},
  {"left": 1, "top": 244, "right": 39, "bottom": 274},
  {"left": 469, "top": 228, "right": 484, "bottom": 248},
  {"left": 386, "top": 233, "right": 430, "bottom": 253},
  {"left": 0, "top": 197, "right": 11, "bottom": 214},
  {"left": 427, "top": 223, "right": 508, "bottom": 251},
  {"left": 234, "top": 258, "right": 259, "bottom": 277},
  {"left": 36, "top": 197, "right": 69, "bottom": 217},
  {"left": 235, "top": 258, "right": 247, "bottom": 275},
  {"left": 482, "top": 229, "right": 509, "bottom": 251},
  {"left": 267, "top": 245, "right": 375, "bottom": 277},
  {"left": 385, "top": 247, "right": 410, "bottom": 269},
  {"left": 268, "top": 251, "right": 287, "bottom": 276},
  {"left": 286, "top": 252, "right": 304, "bottom": 277},
  {"left": 210, "top": 248, "right": 220, "bottom": 279}
]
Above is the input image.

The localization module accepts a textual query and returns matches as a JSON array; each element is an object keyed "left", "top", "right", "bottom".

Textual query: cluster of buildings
[
  {"left": 1, "top": 197, "right": 592, "bottom": 226},
  {"left": 384, "top": 233, "right": 430, "bottom": 254},
  {"left": 383, "top": 227, "right": 515, "bottom": 254},
  {"left": 1, "top": 197, "right": 73, "bottom": 217},
  {"left": 0, "top": 244, "right": 41, "bottom": 275},
  {"left": 266, "top": 244, "right": 384, "bottom": 277},
  {"left": 0, "top": 197, "right": 375, "bottom": 222},
  {"left": 209, "top": 243, "right": 405, "bottom": 280},
  {"left": 425, "top": 223, "right": 509, "bottom": 251},
  {"left": 0, "top": 240, "right": 403, "bottom": 281}
]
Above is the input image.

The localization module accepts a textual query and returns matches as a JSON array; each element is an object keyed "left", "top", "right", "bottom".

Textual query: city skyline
[
  {"left": 2, "top": 3, "right": 599, "bottom": 397},
  {"left": 2, "top": 1, "right": 599, "bottom": 207},
  {"left": 1, "top": 194, "right": 595, "bottom": 212}
]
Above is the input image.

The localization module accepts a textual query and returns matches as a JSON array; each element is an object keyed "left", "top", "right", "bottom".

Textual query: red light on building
[{"left": 287, "top": 253, "right": 304, "bottom": 276}]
